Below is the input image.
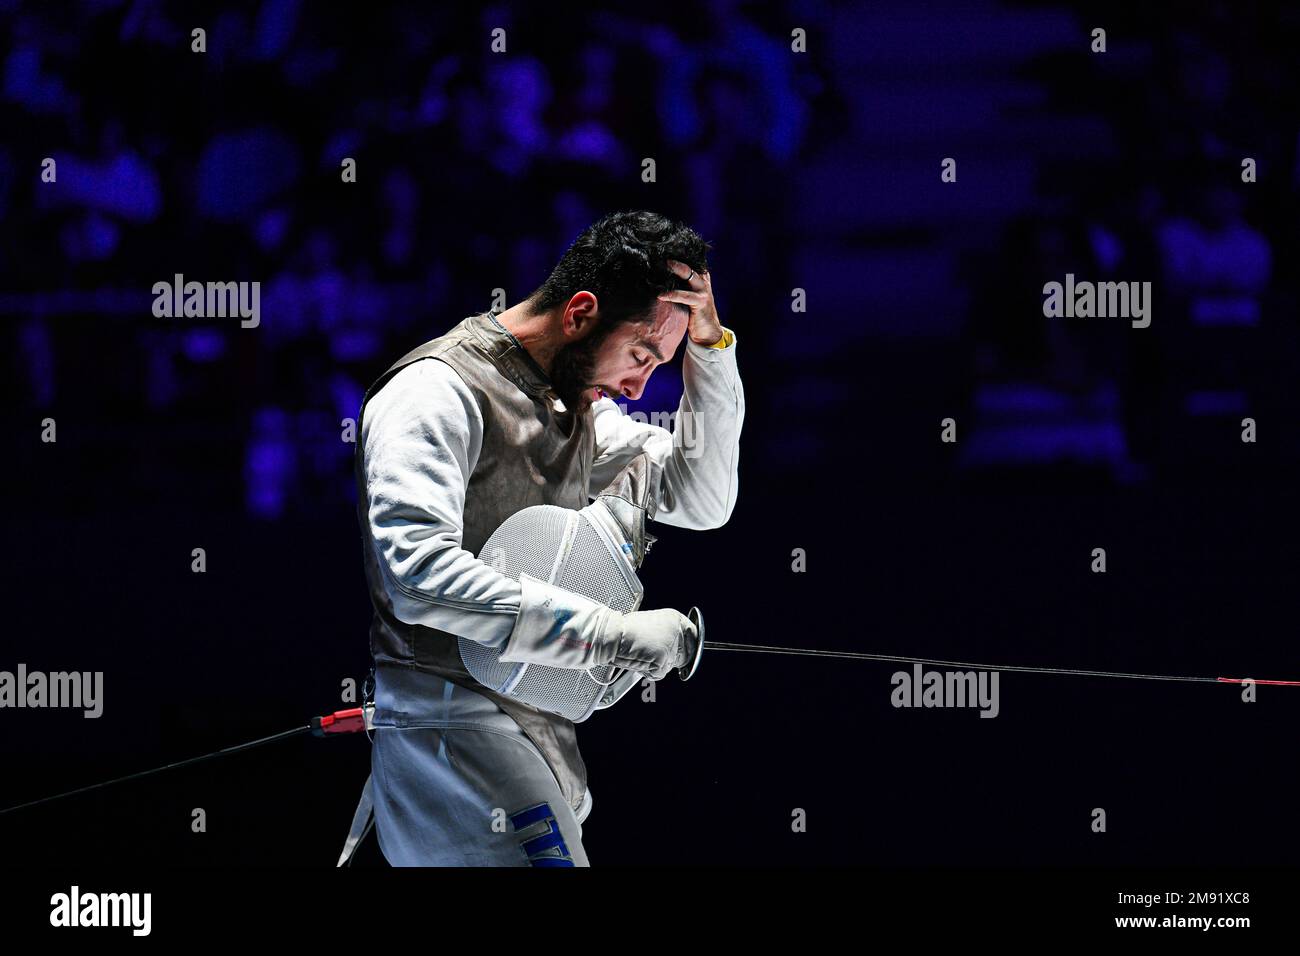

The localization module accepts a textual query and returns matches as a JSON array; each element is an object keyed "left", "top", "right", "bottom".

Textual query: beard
[{"left": 550, "top": 325, "right": 613, "bottom": 415}]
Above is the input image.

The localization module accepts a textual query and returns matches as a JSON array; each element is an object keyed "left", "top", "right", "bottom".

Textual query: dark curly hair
[{"left": 525, "top": 210, "right": 711, "bottom": 327}]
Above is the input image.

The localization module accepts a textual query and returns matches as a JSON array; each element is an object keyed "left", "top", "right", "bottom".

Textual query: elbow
[
  {"left": 382, "top": 573, "right": 431, "bottom": 626},
  {"left": 388, "top": 589, "right": 428, "bottom": 627},
  {"left": 372, "top": 545, "right": 445, "bottom": 627},
  {"left": 698, "top": 491, "right": 737, "bottom": 530},
  {"left": 653, "top": 474, "right": 738, "bottom": 530}
]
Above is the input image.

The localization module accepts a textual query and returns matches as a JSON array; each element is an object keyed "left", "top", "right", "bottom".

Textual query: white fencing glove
[{"left": 499, "top": 573, "right": 695, "bottom": 680}]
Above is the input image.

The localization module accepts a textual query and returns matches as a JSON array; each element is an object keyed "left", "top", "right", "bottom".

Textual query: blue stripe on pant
[
  {"left": 369, "top": 667, "right": 591, "bottom": 867},
  {"left": 510, "top": 803, "right": 575, "bottom": 867}
]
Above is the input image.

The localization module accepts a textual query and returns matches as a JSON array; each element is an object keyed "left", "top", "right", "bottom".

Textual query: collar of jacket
[{"left": 472, "top": 309, "right": 557, "bottom": 401}]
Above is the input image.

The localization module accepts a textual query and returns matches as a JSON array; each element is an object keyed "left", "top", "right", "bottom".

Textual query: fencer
[{"left": 341, "top": 211, "right": 744, "bottom": 866}]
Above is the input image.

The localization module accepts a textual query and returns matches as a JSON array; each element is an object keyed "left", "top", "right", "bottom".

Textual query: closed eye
[{"left": 634, "top": 338, "right": 666, "bottom": 364}]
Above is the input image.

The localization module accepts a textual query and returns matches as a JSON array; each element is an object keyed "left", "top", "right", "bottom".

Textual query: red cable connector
[{"left": 311, "top": 707, "right": 368, "bottom": 736}]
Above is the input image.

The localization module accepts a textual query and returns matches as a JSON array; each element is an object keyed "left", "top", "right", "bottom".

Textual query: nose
[{"left": 620, "top": 370, "right": 651, "bottom": 401}]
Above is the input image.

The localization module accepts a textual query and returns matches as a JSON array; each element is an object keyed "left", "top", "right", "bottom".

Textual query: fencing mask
[{"left": 459, "top": 453, "right": 703, "bottom": 722}]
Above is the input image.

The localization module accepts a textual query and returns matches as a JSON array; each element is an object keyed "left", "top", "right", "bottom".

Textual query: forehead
[{"left": 615, "top": 300, "right": 688, "bottom": 350}]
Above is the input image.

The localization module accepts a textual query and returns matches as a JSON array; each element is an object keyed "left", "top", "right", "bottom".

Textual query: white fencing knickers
[{"left": 338, "top": 664, "right": 592, "bottom": 867}]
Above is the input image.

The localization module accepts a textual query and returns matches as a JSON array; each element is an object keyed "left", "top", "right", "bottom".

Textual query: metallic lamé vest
[{"left": 354, "top": 310, "right": 596, "bottom": 811}]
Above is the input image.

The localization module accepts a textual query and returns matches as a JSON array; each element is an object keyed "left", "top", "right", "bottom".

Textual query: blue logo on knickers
[{"left": 509, "top": 802, "right": 575, "bottom": 867}]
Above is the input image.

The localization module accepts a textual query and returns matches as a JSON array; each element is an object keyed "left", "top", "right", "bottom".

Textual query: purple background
[{"left": 2, "top": 0, "right": 1298, "bottom": 866}]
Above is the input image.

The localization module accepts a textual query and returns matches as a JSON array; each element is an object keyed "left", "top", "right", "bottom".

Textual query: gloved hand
[
  {"left": 498, "top": 573, "right": 695, "bottom": 680},
  {"left": 598, "top": 607, "right": 697, "bottom": 680}
]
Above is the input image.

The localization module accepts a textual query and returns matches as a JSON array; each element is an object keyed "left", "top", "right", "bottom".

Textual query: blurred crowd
[
  {"left": 2, "top": 0, "right": 827, "bottom": 516},
  {"left": 5, "top": 0, "right": 1298, "bottom": 519},
  {"left": 962, "top": 2, "right": 1300, "bottom": 482}
]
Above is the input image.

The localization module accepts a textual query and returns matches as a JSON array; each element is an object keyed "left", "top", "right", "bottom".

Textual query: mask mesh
[{"left": 460, "top": 503, "right": 643, "bottom": 721}]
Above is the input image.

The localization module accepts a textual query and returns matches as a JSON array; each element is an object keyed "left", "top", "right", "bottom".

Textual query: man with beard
[{"left": 344, "top": 211, "right": 744, "bottom": 866}]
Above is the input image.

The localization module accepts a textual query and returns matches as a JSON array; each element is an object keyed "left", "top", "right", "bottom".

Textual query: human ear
[{"left": 563, "top": 293, "right": 599, "bottom": 340}]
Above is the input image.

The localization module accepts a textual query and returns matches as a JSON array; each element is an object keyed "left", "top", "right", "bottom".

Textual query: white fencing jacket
[{"left": 360, "top": 326, "right": 745, "bottom": 654}]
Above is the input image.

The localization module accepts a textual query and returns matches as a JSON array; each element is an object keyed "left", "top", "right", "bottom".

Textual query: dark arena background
[{"left": 2, "top": 0, "right": 1297, "bottom": 936}]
